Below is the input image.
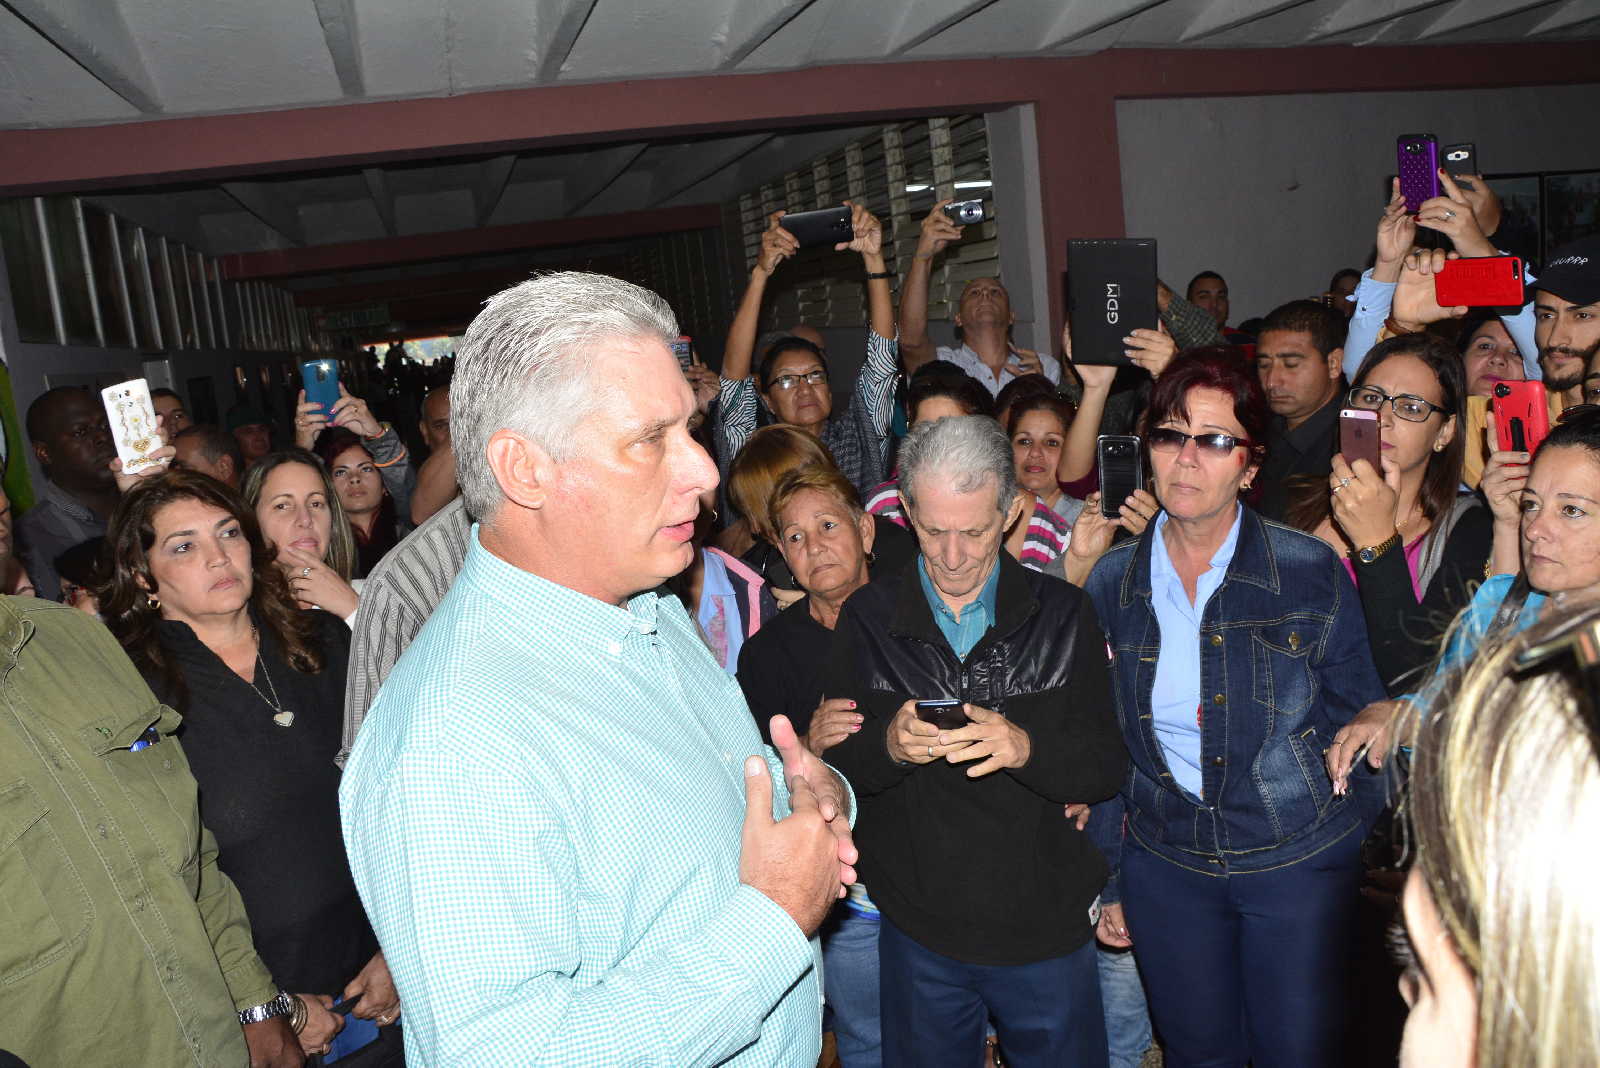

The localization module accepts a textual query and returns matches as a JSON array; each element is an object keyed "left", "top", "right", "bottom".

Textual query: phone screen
[{"left": 915, "top": 700, "right": 970, "bottom": 731}]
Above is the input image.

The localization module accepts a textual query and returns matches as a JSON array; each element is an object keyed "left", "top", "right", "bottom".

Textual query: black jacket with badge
[{"left": 822, "top": 553, "right": 1127, "bottom": 966}]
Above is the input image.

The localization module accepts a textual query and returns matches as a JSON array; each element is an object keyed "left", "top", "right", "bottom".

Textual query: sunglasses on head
[{"left": 1147, "top": 427, "right": 1254, "bottom": 456}]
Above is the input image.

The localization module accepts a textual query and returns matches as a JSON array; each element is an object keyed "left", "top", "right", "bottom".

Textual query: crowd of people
[{"left": 2, "top": 168, "right": 1598, "bottom": 1068}]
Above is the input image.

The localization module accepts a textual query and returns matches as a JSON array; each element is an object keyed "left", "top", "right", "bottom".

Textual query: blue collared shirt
[
  {"left": 341, "top": 528, "right": 841, "bottom": 1066},
  {"left": 917, "top": 554, "right": 1001, "bottom": 660},
  {"left": 1149, "top": 507, "right": 1244, "bottom": 798}
]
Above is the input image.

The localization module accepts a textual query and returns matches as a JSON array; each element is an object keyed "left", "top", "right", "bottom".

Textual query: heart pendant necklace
[{"left": 244, "top": 626, "right": 294, "bottom": 728}]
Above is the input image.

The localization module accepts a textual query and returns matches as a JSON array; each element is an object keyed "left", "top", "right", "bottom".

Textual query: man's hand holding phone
[
  {"left": 916, "top": 200, "right": 965, "bottom": 260},
  {"left": 938, "top": 703, "right": 1031, "bottom": 778},
  {"left": 1392, "top": 247, "right": 1467, "bottom": 334},
  {"left": 887, "top": 699, "right": 968, "bottom": 764}
]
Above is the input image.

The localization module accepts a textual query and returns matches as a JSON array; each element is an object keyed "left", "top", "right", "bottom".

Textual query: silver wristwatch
[{"left": 237, "top": 990, "right": 295, "bottom": 1026}]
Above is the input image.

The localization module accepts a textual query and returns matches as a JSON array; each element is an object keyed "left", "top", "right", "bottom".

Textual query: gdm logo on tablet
[{"left": 1104, "top": 283, "right": 1121, "bottom": 325}]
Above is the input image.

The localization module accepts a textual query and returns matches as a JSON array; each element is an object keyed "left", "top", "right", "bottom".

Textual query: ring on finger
[
  {"left": 301, "top": 566, "right": 312, "bottom": 578},
  {"left": 927, "top": 745, "right": 935, "bottom": 758}
]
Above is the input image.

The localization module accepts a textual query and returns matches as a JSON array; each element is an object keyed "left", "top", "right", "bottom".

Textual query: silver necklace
[{"left": 242, "top": 627, "right": 294, "bottom": 728}]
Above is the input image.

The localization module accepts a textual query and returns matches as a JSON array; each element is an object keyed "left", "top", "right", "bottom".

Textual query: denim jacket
[{"left": 1084, "top": 508, "right": 1387, "bottom": 902}]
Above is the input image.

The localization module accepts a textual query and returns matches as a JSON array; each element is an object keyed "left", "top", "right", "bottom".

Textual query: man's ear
[
  {"left": 218, "top": 455, "right": 237, "bottom": 485},
  {"left": 1004, "top": 491, "right": 1028, "bottom": 530},
  {"left": 485, "top": 429, "right": 556, "bottom": 512},
  {"left": 1327, "top": 348, "right": 1345, "bottom": 381},
  {"left": 32, "top": 441, "right": 49, "bottom": 469}
]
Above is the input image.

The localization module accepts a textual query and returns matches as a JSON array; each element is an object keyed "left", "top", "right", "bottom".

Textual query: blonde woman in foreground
[{"left": 1397, "top": 601, "right": 1600, "bottom": 1067}]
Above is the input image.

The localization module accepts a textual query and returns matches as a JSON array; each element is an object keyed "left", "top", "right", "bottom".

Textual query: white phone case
[{"left": 101, "top": 378, "right": 165, "bottom": 474}]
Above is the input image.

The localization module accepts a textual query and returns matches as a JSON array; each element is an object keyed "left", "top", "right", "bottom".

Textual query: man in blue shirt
[{"left": 340, "top": 271, "right": 857, "bottom": 1066}]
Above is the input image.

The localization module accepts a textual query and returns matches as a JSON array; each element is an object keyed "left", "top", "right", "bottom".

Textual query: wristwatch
[
  {"left": 238, "top": 991, "right": 296, "bottom": 1026},
  {"left": 1355, "top": 532, "right": 1402, "bottom": 565}
]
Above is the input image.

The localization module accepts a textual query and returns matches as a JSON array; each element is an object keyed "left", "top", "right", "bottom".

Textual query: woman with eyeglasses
[
  {"left": 1331, "top": 406, "right": 1600, "bottom": 793},
  {"left": 1078, "top": 348, "right": 1388, "bottom": 1068},
  {"left": 1285, "top": 333, "right": 1491, "bottom": 694}
]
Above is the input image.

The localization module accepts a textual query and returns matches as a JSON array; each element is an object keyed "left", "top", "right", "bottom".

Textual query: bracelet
[
  {"left": 865, "top": 271, "right": 894, "bottom": 281},
  {"left": 1384, "top": 316, "right": 1418, "bottom": 337}
]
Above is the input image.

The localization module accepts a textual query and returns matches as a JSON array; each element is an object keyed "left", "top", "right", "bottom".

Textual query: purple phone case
[{"left": 1396, "top": 134, "right": 1440, "bottom": 214}]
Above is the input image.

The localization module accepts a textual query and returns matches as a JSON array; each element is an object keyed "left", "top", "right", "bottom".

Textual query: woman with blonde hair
[{"left": 1396, "top": 601, "right": 1600, "bottom": 1067}]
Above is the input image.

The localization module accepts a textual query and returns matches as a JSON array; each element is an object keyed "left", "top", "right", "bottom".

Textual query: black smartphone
[
  {"left": 779, "top": 206, "right": 852, "bottom": 249},
  {"left": 915, "top": 699, "right": 970, "bottom": 731},
  {"left": 1097, "top": 435, "right": 1144, "bottom": 518},
  {"left": 943, "top": 199, "right": 984, "bottom": 224},
  {"left": 1067, "top": 239, "right": 1158, "bottom": 366},
  {"left": 1442, "top": 142, "right": 1478, "bottom": 190}
]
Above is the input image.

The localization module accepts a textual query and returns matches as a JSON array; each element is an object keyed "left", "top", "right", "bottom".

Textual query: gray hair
[
  {"left": 451, "top": 271, "right": 678, "bottom": 521},
  {"left": 898, "top": 415, "right": 1017, "bottom": 517}
]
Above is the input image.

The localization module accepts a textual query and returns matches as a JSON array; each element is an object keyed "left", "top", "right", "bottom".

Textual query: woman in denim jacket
[{"left": 1076, "top": 349, "right": 1387, "bottom": 1068}]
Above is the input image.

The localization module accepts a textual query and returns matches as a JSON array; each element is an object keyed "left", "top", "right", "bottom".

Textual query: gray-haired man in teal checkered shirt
[{"left": 341, "top": 271, "right": 857, "bottom": 1066}]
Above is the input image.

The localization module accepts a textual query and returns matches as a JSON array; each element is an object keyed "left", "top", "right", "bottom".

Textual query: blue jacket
[{"left": 1084, "top": 507, "right": 1386, "bottom": 902}]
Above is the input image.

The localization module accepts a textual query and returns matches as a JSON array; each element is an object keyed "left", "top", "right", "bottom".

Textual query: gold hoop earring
[{"left": 146, "top": 594, "right": 161, "bottom": 611}]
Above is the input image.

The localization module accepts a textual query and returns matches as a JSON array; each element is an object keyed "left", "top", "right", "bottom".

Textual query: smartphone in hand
[
  {"left": 915, "top": 699, "right": 970, "bottom": 731},
  {"left": 1339, "top": 409, "right": 1381, "bottom": 471},
  {"left": 778, "top": 206, "right": 852, "bottom": 248},
  {"left": 299, "top": 358, "right": 340, "bottom": 416},
  {"left": 1396, "top": 133, "right": 1441, "bottom": 213},
  {"left": 672, "top": 336, "right": 694, "bottom": 371},
  {"left": 1434, "top": 256, "right": 1523, "bottom": 307},
  {"left": 1443, "top": 142, "right": 1478, "bottom": 191},
  {"left": 101, "top": 378, "right": 166, "bottom": 474},
  {"left": 1097, "top": 435, "right": 1144, "bottom": 519},
  {"left": 1492, "top": 380, "right": 1550, "bottom": 455}
]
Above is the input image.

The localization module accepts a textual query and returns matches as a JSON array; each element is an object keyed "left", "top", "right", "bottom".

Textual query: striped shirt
[
  {"left": 337, "top": 494, "right": 472, "bottom": 766},
  {"left": 715, "top": 331, "right": 899, "bottom": 499},
  {"left": 340, "top": 529, "right": 834, "bottom": 1066},
  {"left": 865, "top": 478, "right": 1081, "bottom": 571}
]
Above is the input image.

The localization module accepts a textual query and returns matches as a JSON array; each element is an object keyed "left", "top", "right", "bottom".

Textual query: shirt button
[
  {"left": 1212, "top": 756, "right": 1225, "bottom": 767},
  {"left": 1210, "top": 633, "right": 1223, "bottom": 647},
  {"left": 1212, "top": 694, "right": 1225, "bottom": 706}
]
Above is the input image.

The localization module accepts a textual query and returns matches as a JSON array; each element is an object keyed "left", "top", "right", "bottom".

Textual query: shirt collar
[
  {"left": 1151, "top": 504, "right": 1245, "bottom": 584},
  {"left": 917, "top": 551, "right": 1001, "bottom": 626},
  {"left": 1272, "top": 390, "right": 1343, "bottom": 453},
  {"left": 460, "top": 525, "right": 661, "bottom": 647}
]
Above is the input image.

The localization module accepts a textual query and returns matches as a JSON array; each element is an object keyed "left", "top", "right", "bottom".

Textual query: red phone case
[
  {"left": 1493, "top": 381, "right": 1550, "bottom": 455},
  {"left": 1435, "top": 256, "right": 1524, "bottom": 307}
]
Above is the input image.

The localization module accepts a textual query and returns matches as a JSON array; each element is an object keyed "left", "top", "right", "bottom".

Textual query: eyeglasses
[
  {"left": 1347, "top": 385, "right": 1446, "bottom": 423},
  {"left": 768, "top": 369, "right": 828, "bottom": 391},
  {"left": 1147, "top": 427, "right": 1254, "bottom": 456}
]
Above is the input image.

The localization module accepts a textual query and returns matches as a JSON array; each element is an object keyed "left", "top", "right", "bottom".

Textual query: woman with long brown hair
[
  {"left": 101, "top": 470, "right": 402, "bottom": 1064},
  {"left": 243, "top": 449, "right": 362, "bottom": 622}
]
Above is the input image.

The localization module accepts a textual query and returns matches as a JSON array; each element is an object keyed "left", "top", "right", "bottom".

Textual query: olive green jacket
[{"left": 0, "top": 597, "right": 276, "bottom": 1066}]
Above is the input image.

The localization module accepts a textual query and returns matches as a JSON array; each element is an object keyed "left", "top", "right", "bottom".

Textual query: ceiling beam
[
  {"left": 362, "top": 167, "right": 396, "bottom": 236},
  {"left": 716, "top": 0, "right": 820, "bottom": 68},
  {"left": 1040, "top": 0, "right": 1170, "bottom": 48},
  {"left": 647, "top": 133, "right": 778, "bottom": 207},
  {"left": 2, "top": 0, "right": 161, "bottom": 113},
  {"left": 564, "top": 141, "right": 650, "bottom": 215},
  {"left": 537, "top": 0, "right": 600, "bottom": 81},
  {"left": 311, "top": 0, "right": 364, "bottom": 96},
  {"left": 1529, "top": 0, "right": 1600, "bottom": 33},
  {"left": 222, "top": 203, "right": 722, "bottom": 280},
  {"left": 888, "top": 0, "right": 1008, "bottom": 54},
  {"left": 1309, "top": 0, "right": 1451, "bottom": 38},
  {"left": 221, "top": 181, "right": 307, "bottom": 247},
  {"left": 471, "top": 154, "right": 518, "bottom": 227},
  {"left": 1179, "top": 0, "right": 1318, "bottom": 41},
  {"left": 1415, "top": 0, "right": 1564, "bottom": 37}
]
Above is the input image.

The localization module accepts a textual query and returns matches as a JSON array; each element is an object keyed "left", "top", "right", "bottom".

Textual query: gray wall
[{"left": 1117, "top": 83, "right": 1600, "bottom": 324}]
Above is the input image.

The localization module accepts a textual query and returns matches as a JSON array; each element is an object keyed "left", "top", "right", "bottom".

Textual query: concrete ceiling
[
  {"left": 1, "top": 0, "right": 1597, "bottom": 132},
  {"left": 5, "top": 0, "right": 1595, "bottom": 329}
]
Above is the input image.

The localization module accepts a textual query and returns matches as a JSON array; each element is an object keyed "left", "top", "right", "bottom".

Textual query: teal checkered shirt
[{"left": 341, "top": 529, "right": 830, "bottom": 1066}]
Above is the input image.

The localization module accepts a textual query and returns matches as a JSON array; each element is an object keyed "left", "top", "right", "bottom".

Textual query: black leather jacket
[{"left": 824, "top": 553, "right": 1127, "bottom": 966}]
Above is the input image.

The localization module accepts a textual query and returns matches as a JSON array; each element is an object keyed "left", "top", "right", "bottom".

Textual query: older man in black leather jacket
[{"left": 823, "top": 415, "right": 1127, "bottom": 1068}]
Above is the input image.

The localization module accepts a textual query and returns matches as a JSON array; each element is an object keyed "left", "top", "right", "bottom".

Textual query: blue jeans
[
  {"left": 1098, "top": 945, "right": 1151, "bottom": 1068},
  {"left": 879, "top": 918, "right": 1107, "bottom": 1068},
  {"left": 822, "top": 905, "right": 882, "bottom": 1068},
  {"left": 1119, "top": 829, "right": 1364, "bottom": 1068}
]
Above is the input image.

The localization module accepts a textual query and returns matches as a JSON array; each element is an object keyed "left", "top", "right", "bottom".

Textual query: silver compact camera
[{"left": 943, "top": 199, "right": 985, "bottom": 224}]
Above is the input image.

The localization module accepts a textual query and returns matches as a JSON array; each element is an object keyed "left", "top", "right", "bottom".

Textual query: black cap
[{"left": 1535, "top": 234, "right": 1600, "bottom": 307}]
